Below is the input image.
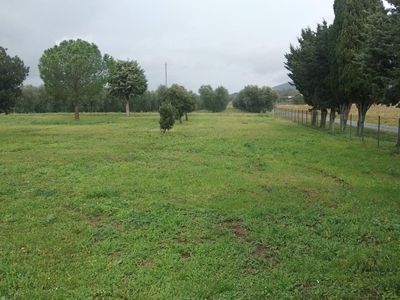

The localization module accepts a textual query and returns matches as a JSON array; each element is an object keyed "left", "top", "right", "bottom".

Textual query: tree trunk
[
  {"left": 74, "top": 100, "right": 79, "bottom": 120},
  {"left": 185, "top": 113, "right": 188, "bottom": 121},
  {"left": 339, "top": 102, "right": 352, "bottom": 132},
  {"left": 355, "top": 100, "right": 373, "bottom": 137},
  {"left": 320, "top": 108, "right": 327, "bottom": 129},
  {"left": 311, "top": 108, "right": 317, "bottom": 127},
  {"left": 329, "top": 108, "right": 336, "bottom": 131},
  {"left": 125, "top": 99, "right": 130, "bottom": 117}
]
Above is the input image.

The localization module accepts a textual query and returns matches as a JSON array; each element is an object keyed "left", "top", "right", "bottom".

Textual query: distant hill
[{"left": 272, "top": 82, "right": 296, "bottom": 91}]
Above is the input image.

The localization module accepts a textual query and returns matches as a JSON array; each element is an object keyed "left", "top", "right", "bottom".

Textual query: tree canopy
[
  {"left": 164, "top": 84, "right": 196, "bottom": 123},
  {"left": 0, "top": 47, "right": 29, "bottom": 114},
  {"left": 38, "top": 39, "right": 110, "bottom": 120},
  {"left": 199, "top": 85, "right": 230, "bottom": 112},
  {"left": 233, "top": 85, "right": 278, "bottom": 113},
  {"left": 107, "top": 60, "right": 148, "bottom": 116},
  {"left": 332, "top": 0, "right": 385, "bottom": 136}
]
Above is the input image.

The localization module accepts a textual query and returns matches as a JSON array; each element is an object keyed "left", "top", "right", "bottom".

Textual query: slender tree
[
  {"left": 0, "top": 47, "right": 29, "bottom": 114},
  {"left": 331, "top": 0, "right": 385, "bottom": 135},
  {"left": 214, "top": 86, "right": 230, "bottom": 112},
  {"left": 285, "top": 28, "right": 320, "bottom": 125},
  {"left": 199, "top": 85, "right": 214, "bottom": 111}
]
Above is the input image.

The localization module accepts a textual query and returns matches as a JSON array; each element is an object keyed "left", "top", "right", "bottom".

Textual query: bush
[{"left": 159, "top": 102, "right": 176, "bottom": 133}]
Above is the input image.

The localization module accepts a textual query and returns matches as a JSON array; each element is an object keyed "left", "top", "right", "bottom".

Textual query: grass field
[
  {"left": 278, "top": 104, "right": 400, "bottom": 127},
  {"left": 1, "top": 111, "right": 399, "bottom": 299}
]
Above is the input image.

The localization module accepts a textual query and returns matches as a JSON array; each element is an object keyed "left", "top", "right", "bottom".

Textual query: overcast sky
[{"left": 0, "top": 0, "right": 335, "bottom": 93}]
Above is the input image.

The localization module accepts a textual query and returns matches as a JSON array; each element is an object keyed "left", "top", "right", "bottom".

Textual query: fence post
[
  {"left": 398, "top": 118, "right": 400, "bottom": 154},
  {"left": 302, "top": 110, "right": 304, "bottom": 126},
  {"left": 378, "top": 116, "right": 381, "bottom": 148},
  {"left": 306, "top": 111, "right": 308, "bottom": 127}
]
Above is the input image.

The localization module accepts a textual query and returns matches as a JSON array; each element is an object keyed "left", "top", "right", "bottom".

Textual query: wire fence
[{"left": 275, "top": 108, "right": 400, "bottom": 154}]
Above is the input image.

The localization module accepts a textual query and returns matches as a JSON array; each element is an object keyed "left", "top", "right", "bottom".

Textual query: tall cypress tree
[
  {"left": 385, "top": 0, "right": 400, "bottom": 108},
  {"left": 331, "top": 0, "right": 385, "bottom": 135},
  {"left": 285, "top": 28, "right": 320, "bottom": 126},
  {"left": 314, "top": 21, "right": 335, "bottom": 129}
]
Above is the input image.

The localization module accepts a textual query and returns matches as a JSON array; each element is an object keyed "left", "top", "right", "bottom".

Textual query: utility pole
[{"left": 165, "top": 62, "right": 168, "bottom": 87}]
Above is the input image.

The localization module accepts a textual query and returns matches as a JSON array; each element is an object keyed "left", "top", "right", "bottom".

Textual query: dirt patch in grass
[
  {"left": 141, "top": 261, "right": 155, "bottom": 269},
  {"left": 221, "top": 220, "right": 273, "bottom": 261},
  {"left": 109, "top": 250, "right": 123, "bottom": 257},
  {"left": 220, "top": 220, "right": 249, "bottom": 242},
  {"left": 303, "top": 189, "right": 318, "bottom": 200},
  {"left": 182, "top": 252, "right": 191, "bottom": 259},
  {"left": 254, "top": 244, "right": 265, "bottom": 258}
]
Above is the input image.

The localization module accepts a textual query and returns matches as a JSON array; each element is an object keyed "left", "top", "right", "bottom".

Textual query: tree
[
  {"left": 199, "top": 85, "right": 229, "bottom": 112},
  {"left": 387, "top": 0, "right": 400, "bottom": 146},
  {"left": 233, "top": 85, "right": 278, "bottom": 113},
  {"left": 331, "top": 0, "right": 385, "bottom": 135},
  {"left": 159, "top": 102, "right": 176, "bottom": 133},
  {"left": 165, "top": 84, "right": 195, "bottom": 123},
  {"left": 15, "top": 85, "right": 53, "bottom": 113},
  {"left": 39, "top": 39, "right": 110, "bottom": 120},
  {"left": 107, "top": 60, "right": 147, "bottom": 117},
  {"left": 356, "top": 0, "right": 400, "bottom": 145},
  {"left": 292, "top": 94, "right": 305, "bottom": 105},
  {"left": 0, "top": 47, "right": 29, "bottom": 114},
  {"left": 285, "top": 27, "right": 320, "bottom": 126},
  {"left": 132, "top": 91, "right": 152, "bottom": 112},
  {"left": 199, "top": 85, "right": 214, "bottom": 111},
  {"left": 314, "top": 22, "right": 336, "bottom": 129},
  {"left": 214, "top": 86, "right": 230, "bottom": 112}
]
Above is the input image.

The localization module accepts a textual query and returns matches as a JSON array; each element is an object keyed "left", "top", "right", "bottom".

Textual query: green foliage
[
  {"left": 331, "top": 0, "right": 385, "bottom": 135},
  {"left": 164, "top": 84, "right": 196, "bottom": 122},
  {"left": 233, "top": 85, "right": 278, "bottom": 113},
  {"left": 158, "top": 102, "right": 176, "bottom": 132},
  {"left": 107, "top": 60, "right": 148, "bottom": 116},
  {"left": 14, "top": 85, "right": 53, "bottom": 113},
  {"left": 38, "top": 39, "right": 110, "bottom": 120},
  {"left": 292, "top": 94, "right": 305, "bottom": 105},
  {"left": 199, "top": 85, "right": 230, "bottom": 112},
  {"left": 0, "top": 46, "right": 29, "bottom": 114},
  {"left": 285, "top": 28, "right": 320, "bottom": 108},
  {"left": 155, "top": 84, "right": 168, "bottom": 106}
]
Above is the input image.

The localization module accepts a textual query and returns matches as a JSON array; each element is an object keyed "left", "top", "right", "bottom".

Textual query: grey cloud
[{"left": 1, "top": 0, "right": 335, "bottom": 93}]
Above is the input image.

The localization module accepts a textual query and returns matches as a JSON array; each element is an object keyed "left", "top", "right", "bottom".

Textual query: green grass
[{"left": 1, "top": 111, "right": 399, "bottom": 299}]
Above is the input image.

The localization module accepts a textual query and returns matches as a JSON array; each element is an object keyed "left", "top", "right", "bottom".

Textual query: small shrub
[{"left": 159, "top": 102, "right": 176, "bottom": 132}]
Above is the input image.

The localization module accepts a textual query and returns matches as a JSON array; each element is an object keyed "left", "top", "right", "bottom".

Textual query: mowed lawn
[{"left": 0, "top": 112, "right": 399, "bottom": 299}]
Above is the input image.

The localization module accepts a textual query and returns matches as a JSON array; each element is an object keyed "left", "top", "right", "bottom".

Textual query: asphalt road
[
  {"left": 334, "top": 119, "right": 398, "bottom": 133},
  {"left": 275, "top": 109, "right": 399, "bottom": 133}
]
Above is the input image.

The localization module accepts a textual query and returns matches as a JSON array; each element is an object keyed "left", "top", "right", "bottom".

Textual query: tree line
[
  {"left": 2, "top": 37, "right": 280, "bottom": 132},
  {"left": 0, "top": 39, "right": 235, "bottom": 119},
  {"left": 285, "top": 0, "right": 400, "bottom": 140}
]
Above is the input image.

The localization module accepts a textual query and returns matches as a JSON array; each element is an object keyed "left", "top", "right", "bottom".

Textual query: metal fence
[{"left": 274, "top": 108, "right": 400, "bottom": 153}]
